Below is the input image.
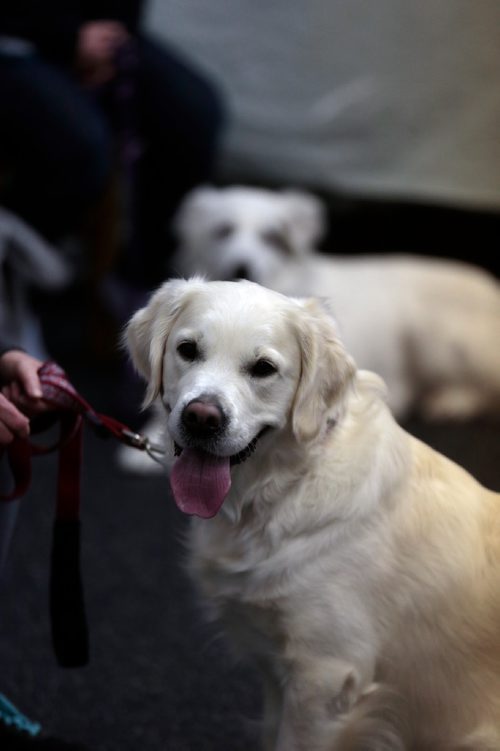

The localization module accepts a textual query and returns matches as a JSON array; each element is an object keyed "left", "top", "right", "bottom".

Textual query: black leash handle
[
  {"left": 50, "top": 411, "right": 89, "bottom": 667},
  {"left": 1, "top": 361, "right": 163, "bottom": 668},
  {"left": 50, "top": 519, "right": 89, "bottom": 667}
]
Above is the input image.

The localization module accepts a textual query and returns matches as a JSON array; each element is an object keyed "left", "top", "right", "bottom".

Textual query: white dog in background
[
  {"left": 125, "top": 278, "right": 500, "bottom": 751},
  {"left": 172, "top": 185, "right": 500, "bottom": 421}
]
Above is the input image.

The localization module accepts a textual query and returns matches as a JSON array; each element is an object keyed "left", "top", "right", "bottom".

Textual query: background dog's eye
[
  {"left": 249, "top": 359, "right": 278, "bottom": 378},
  {"left": 261, "top": 228, "right": 291, "bottom": 255},
  {"left": 212, "top": 222, "right": 234, "bottom": 241},
  {"left": 177, "top": 341, "right": 199, "bottom": 361}
]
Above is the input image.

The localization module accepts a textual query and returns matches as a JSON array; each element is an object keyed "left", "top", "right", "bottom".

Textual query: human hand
[
  {"left": 76, "top": 20, "right": 129, "bottom": 87},
  {"left": 0, "top": 392, "right": 30, "bottom": 446},
  {"left": 0, "top": 351, "right": 48, "bottom": 444}
]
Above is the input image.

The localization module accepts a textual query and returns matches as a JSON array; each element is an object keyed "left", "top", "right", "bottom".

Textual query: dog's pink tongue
[{"left": 170, "top": 448, "right": 231, "bottom": 518}]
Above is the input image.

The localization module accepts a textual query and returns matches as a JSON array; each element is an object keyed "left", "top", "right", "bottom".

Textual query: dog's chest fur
[
  {"left": 186, "top": 484, "right": 387, "bottom": 669},
  {"left": 187, "top": 510, "right": 300, "bottom": 655}
]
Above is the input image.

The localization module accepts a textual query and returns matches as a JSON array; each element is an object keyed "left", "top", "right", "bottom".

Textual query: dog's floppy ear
[
  {"left": 292, "top": 298, "right": 356, "bottom": 442},
  {"left": 124, "top": 278, "right": 193, "bottom": 407},
  {"left": 281, "top": 190, "right": 326, "bottom": 254}
]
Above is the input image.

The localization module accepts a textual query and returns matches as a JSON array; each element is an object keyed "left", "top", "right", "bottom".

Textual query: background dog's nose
[
  {"left": 182, "top": 400, "right": 224, "bottom": 437},
  {"left": 231, "top": 264, "right": 251, "bottom": 280}
]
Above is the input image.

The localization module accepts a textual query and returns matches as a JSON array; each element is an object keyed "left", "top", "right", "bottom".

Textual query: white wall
[{"left": 145, "top": 0, "right": 500, "bottom": 210}]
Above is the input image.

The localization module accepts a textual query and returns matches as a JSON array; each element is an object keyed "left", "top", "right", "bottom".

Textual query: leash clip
[
  {"left": 121, "top": 429, "right": 165, "bottom": 463},
  {"left": 121, "top": 429, "right": 148, "bottom": 449}
]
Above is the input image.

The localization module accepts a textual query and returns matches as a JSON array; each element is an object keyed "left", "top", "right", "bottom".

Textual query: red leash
[
  {"left": 1, "top": 361, "right": 163, "bottom": 503},
  {"left": 0, "top": 361, "right": 163, "bottom": 667}
]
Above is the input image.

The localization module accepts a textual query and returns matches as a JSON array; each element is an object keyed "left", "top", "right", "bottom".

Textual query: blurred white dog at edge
[
  {"left": 117, "top": 185, "right": 500, "bottom": 473},
  {"left": 124, "top": 277, "right": 500, "bottom": 750}
]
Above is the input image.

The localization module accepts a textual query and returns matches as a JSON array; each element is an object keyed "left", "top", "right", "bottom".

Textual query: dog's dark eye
[
  {"left": 261, "top": 228, "right": 291, "bottom": 255},
  {"left": 177, "top": 340, "right": 199, "bottom": 361},
  {"left": 250, "top": 359, "right": 278, "bottom": 378},
  {"left": 212, "top": 222, "right": 234, "bottom": 241}
]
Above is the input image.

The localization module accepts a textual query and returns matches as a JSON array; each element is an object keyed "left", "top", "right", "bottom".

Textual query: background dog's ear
[
  {"left": 292, "top": 298, "right": 356, "bottom": 442},
  {"left": 124, "top": 278, "right": 193, "bottom": 407},
  {"left": 172, "top": 185, "right": 222, "bottom": 242},
  {"left": 281, "top": 190, "right": 326, "bottom": 254}
]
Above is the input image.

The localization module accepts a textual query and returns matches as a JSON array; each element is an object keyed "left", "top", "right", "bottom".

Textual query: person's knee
[
  {"left": 138, "top": 37, "right": 227, "bottom": 152},
  {"left": 180, "top": 68, "right": 226, "bottom": 153},
  {"left": 201, "top": 79, "right": 226, "bottom": 150},
  {"left": 55, "top": 118, "right": 113, "bottom": 207},
  {"left": 188, "top": 69, "right": 226, "bottom": 141}
]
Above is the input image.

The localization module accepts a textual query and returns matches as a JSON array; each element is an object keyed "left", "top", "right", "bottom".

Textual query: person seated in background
[{"left": 0, "top": 0, "right": 226, "bottom": 313}]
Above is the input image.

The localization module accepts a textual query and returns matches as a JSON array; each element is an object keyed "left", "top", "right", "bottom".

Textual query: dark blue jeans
[{"left": 0, "top": 37, "right": 225, "bottom": 284}]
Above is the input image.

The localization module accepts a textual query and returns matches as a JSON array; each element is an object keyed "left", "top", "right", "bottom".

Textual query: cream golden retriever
[{"left": 125, "top": 278, "right": 500, "bottom": 751}]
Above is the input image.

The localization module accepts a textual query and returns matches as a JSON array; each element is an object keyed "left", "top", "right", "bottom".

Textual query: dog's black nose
[{"left": 182, "top": 399, "right": 225, "bottom": 438}]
